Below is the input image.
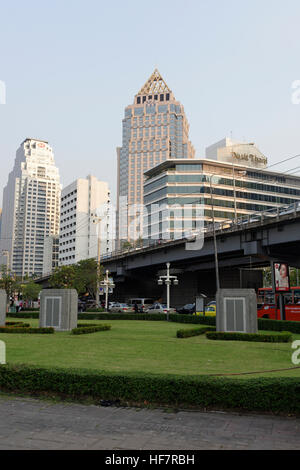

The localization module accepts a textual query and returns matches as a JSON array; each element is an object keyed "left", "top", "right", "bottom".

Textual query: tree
[
  {"left": 21, "top": 280, "right": 41, "bottom": 302},
  {"left": 262, "top": 267, "right": 272, "bottom": 288},
  {"left": 49, "top": 259, "right": 103, "bottom": 300},
  {"left": 75, "top": 259, "right": 103, "bottom": 299},
  {"left": 135, "top": 236, "right": 144, "bottom": 248},
  {"left": 0, "top": 265, "right": 20, "bottom": 299},
  {"left": 49, "top": 265, "right": 77, "bottom": 289},
  {"left": 121, "top": 241, "right": 132, "bottom": 251},
  {"left": 289, "top": 268, "right": 300, "bottom": 287}
]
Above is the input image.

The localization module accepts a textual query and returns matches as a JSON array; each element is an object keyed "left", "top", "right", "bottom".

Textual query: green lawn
[{"left": 2, "top": 319, "right": 300, "bottom": 379}]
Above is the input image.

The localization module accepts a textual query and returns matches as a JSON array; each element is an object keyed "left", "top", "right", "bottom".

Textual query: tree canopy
[{"left": 49, "top": 259, "right": 104, "bottom": 298}]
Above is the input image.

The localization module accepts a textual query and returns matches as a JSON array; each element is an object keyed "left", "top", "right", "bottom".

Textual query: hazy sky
[{"left": 1, "top": 0, "right": 300, "bottom": 205}]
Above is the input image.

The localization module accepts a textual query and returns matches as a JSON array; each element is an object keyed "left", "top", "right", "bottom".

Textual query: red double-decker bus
[{"left": 257, "top": 287, "right": 300, "bottom": 321}]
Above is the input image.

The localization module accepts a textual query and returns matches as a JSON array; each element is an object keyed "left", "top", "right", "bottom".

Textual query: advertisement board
[{"left": 273, "top": 262, "right": 290, "bottom": 292}]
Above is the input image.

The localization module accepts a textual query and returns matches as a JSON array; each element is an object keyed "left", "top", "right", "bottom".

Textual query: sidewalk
[{"left": 0, "top": 395, "right": 299, "bottom": 450}]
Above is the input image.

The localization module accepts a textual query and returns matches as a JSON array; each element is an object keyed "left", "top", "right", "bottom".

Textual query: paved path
[{"left": 0, "top": 396, "right": 299, "bottom": 450}]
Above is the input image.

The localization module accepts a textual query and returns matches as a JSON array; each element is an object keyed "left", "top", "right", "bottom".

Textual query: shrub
[
  {"left": 21, "top": 308, "right": 40, "bottom": 312},
  {"left": 78, "top": 312, "right": 166, "bottom": 321},
  {"left": 7, "top": 312, "right": 39, "bottom": 319},
  {"left": 258, "top": 318, "right": 300, "bottom": 334},
  {"left": 5, "top": 322, "right": 30, "bottom": 327},
  {"left": 0, "top": 365, "right": 299, "bottom": 413},
  {"left": 6, "top": 310, "right": 300, "bottom": 334},
  {"left": 169, "top": 314, "right": 216, "bottom": 326},
  {"left": 71, "top": 325, "right": 112, "bottom": 335},
  {"left": 0, "top": 327, "right": 54, "bottom": 334},
  {"left": 177, "top": 326, "right": 216, "bottom": 338},
  {"left": 86, "top": 308, "right": 106, "bottom": 313},
  {"left": 206, "top": 331, "right": 293, "bottom": 343}
]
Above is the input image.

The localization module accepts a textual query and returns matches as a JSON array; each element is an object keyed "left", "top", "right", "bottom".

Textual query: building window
[{"left": 160, "top": 94, "right": 164, "bottom": 102}]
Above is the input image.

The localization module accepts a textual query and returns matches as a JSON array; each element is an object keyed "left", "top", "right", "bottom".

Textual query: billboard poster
[{"left": 273, "top": 262, "right": 290, "bottom": 292}]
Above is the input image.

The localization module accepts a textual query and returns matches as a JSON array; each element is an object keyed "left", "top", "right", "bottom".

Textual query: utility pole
[
  {"left": 209, "top": 175, "right": 220, "bottom": 292},
  {"left": 92, "top": 213, "right": 104, "bottom": 308}
]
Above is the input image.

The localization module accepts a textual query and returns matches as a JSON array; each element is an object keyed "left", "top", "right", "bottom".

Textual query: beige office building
[
  {"left": 0, "top": 138, "right": 61, "bottom": 277},
  {"left": 117, "top": 69, "right": 195, "bottom": 244}
]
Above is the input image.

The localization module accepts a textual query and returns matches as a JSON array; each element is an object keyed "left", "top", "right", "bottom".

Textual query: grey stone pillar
[
  {"left": 216, "top": 289, "right": 258, "bottom": 333},
  {"left": 39, "top": 289, "right": 78, "bottom": 331}
]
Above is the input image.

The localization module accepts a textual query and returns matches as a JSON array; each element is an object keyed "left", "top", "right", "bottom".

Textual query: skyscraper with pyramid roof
[{"left": 116, "top": 69, "right": 195, "bottom": 244}]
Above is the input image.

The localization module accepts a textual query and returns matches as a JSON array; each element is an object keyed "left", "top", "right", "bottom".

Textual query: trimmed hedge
[
  {"left": 6, "top": 310, "right": 300, "bottom": 334},
  {"left": 170, "top": 313, "right": 216, "bottom": 326},
  {"left": 177, "top": 326, "right": 216, "bottom": 338},
  {"left": 0, "top": 364, "right": 299, "bottom": 413},
  {"left": 0, "top": 327, "right": 54, "bottom": 334},
  {"left": 7, "top": 312, "right": 39, "bottom": 319},
  {"left": 206, "top": 331, "right": 293, "bottom": 343},
  {"left": 5, "top": 322, "right": 30, "bottom": 327},
  {"left": 86, "top": 308, "right": 106, "bottom": 313},
  {"left": 21, "top": 308, "right": 40, "bottom": 312},
  {"left": 78, "top": 312, "right": 166, "bottom": 321},
  {"left": 71, "top": 325, "right": 112, "bottom": 335},
  {"left": 258, "top": 318, "right": 300, "bottom": 334}
]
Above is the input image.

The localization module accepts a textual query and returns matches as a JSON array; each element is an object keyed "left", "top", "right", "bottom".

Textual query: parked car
[
  {"left": 176, "top": 303, "right": 196, "bottom": 315},
  {"left": 194, "top": 304, "right": 216, "bottom": 316},
  {"left": 110, "top": 303, "right": 134, "bottom": 313},
  {"left": 108, "top": 302, "right": 119, "bottom": 310},
  {"left": 127, "top": 298, "right": 154, "bottom": 313},
  {"left": 145, "top": 303, "right": 176, "bottom": 314}
]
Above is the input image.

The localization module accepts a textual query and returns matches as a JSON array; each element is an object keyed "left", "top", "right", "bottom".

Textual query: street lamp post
[
  {"left": 157, "top": 262, "right": 179, "bottom": 321},
  {"left": 100, "top": 270, "right": 115, "bottom": 311}
]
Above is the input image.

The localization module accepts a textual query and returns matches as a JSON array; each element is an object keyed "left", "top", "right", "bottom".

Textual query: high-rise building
[
  {"left": 0, "top": 138, "right": 61, "bottom": 277},
  {"left": 42, "top": 235, "right": 59, "bottom": 276},
  {"left": 117, "top": 69, "right": 195, "bottom": 244},
  {"left": 59, "top": 175, "right": 112, "bottom": 266}
]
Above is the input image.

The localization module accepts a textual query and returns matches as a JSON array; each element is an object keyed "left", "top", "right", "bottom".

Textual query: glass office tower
[
  {"left": 117, "top": 69, "right": 195, "bottom": 245},
  {"left": 143, "top": 158, "right": 300, "bottom": 241}
]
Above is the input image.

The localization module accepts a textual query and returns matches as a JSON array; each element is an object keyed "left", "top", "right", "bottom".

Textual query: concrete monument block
[
  {"left": 0, "top": 290, "right": 7, "bottom": 326},
  {"left": 216, "top": 289, "right": 258, "bottom": 334},
  {"left": 39, "top": 289, "right": 78, "bottom": 331}
]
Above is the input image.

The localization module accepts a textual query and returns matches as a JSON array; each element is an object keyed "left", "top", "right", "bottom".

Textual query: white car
[
  {"left": 110, "top": 303, "right": 134, "bottom": 313},
  {"left": 145, "top": 303, "right": 176, "bottom": 314}
]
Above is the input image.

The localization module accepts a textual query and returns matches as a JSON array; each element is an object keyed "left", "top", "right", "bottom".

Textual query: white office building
[
  {"left": 59, "top": 175, "right": 112, "bottom": 266},
  {"left": 0, "top": 138, "right": 61, "bottom": 277},
  {"left": 42, "top": 235, "right": 59, "bottom": 276}
]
